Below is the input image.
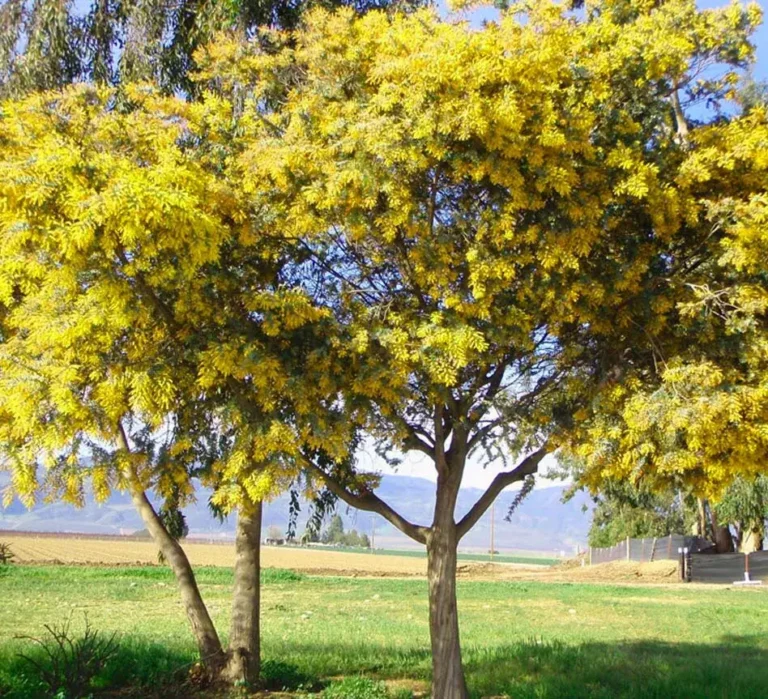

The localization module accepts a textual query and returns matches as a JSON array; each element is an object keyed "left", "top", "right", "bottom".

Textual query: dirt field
[
  {"left": 3, "top": 533, "right": 431, "bottom": 575},
  {"left": 1, "top": 533, "right": 682, "bottom": 583}
]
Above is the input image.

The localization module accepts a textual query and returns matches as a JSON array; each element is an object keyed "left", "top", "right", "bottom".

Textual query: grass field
[
  {"left": 290, "top": 545, "right": 559, "bottom": 566},
  {"left": 1, "top": 563, "right": 768, "bottom": 698}
]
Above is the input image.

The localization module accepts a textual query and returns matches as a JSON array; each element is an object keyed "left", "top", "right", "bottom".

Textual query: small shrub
[
  {"left": 17, "top": 614, "right": 120, "bottom": 698},
  {"left": 260, "top": 659, "right": 317, "bottom": 691},
  {"left": 323, "top": 676, "right": 390, "bottom": 699},
  {"left": 0, "top": 542, "right": 15, "bottom": 565},
  {"left": 261, "top": 568, "right": 305, "bottom": 583}
]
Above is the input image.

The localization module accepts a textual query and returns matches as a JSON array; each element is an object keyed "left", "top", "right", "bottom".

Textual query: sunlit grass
[{"left": 1, "top": 565, "right": 767, "bottom": 697}]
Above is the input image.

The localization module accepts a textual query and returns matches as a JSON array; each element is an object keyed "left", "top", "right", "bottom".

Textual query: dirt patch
[{"left": 498, "top": 560, "right": 681, "bottom": 584}]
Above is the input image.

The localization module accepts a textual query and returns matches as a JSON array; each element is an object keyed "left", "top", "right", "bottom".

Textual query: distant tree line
[
  {"left": 302, "top": 514, "right": 370, "bottom": 549},
  {"left": 585, "top": 476, "right": 768, "bottom": 554}
]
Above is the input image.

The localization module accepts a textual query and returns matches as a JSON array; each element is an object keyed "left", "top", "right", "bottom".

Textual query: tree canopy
[
  {"left": 571, "top": 88, "right": 768, "bottom": 498},
  {"left": 0, "top": 0, "right": 423, "bottom": 97}
]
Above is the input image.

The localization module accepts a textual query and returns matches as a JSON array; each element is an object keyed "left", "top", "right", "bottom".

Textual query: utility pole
[{"left": 490, "top": 503, "right": 495, "bottom": 562}]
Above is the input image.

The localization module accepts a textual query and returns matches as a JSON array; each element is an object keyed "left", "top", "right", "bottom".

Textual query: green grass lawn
[
  {"left": 293, "top": 546, "right": 559, "bottom": 566},
  {"left": 1, "top": 564, "right": 767, "bottom": 698}
]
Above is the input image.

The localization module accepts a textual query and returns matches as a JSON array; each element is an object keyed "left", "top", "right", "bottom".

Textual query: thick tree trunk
[
  {"left": 128, "top": 486, "right": 225, "bottom": 671},
  {"left": 710, "top": 511, "right": 734, "bottom": 553},
  {"left": 221, "top": 501, "right": 262, "bottom": 686},
  {"left": 427, "top": 513, "right": 468, "bottom": 699},
  {"left": 714, "top": 526, "right": 735, "bottom": 553}
]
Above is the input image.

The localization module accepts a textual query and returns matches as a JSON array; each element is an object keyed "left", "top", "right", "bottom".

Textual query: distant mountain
[{"left": 0, "top": 473, "right": 592, "bottom": 554}]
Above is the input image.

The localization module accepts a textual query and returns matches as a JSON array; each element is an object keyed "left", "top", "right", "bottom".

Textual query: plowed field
[
  {"left": 1, "top": 533, "right": 681, "bottom": 583},
  {"left": 4, "top": 533, "right": 432, "bottom": 575}
]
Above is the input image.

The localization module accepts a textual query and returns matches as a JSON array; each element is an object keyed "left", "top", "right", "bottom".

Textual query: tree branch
[
  {"left": 671, "top": 88, "right": 689, "bottom": 141},
  {"left": 304, "top": 460, "right": 430, "bottom": 544},
  {"left": 456, "top": 445, "right": 550, "bottom": 540}
]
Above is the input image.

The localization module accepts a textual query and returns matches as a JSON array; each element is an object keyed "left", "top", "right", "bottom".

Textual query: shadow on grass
[
  {"left": 0, "top": 636, "right": 198, "bottom": 699},
  {"left": 2, "top": 636, "right": 767, "bottom": 698},
  {"left": 271, "top": 637, "right": 768, "bottom": 699},
  {"left": 462, "top": 638, "right": 768, "bottom": 699}
]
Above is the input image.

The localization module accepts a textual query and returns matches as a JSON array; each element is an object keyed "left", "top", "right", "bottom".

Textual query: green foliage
[
  {"left": 1, "top": 637, "right": 196, "bottom": 699},
  {"left": 0, "top": 0, "right": 426, "bottom": 97},
  {"left": 323, "top": 676, "right": 390, "bottom": 699},
  {"left": 712, "top": 475, "right": 768, "bottom": 550},
  {"left": 261, "top": 567, "right": 305, "bottom": 583},
  {"left": 322, "top": 514, "right": 345, "bottom": 544},
  {"left": 713, "top": 476, "right": 768, "bottom": 526},
  {"left": 737, "top": 72, "right": 768, "bottom": 113},
  {"left": 586, "top": 481, "right": 690, "bottom": 548},
  {"left": 321, "top": 514, "right": 371, "bottom": 548},
  {"left": 16, "top": 615, "right": 120, "bottom": 699}
]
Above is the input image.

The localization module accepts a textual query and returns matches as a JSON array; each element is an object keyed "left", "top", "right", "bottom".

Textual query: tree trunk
[
  {"left": 128, "top": 486, "right": 225, "bottom": 671},
  {"left": 710, "top": 511, "right": 734, "bottom": 553},
  {"left": 740, "top": 520, "right": 765, "bottom": 553},
  {"left": 221, "top": 501, "right": 262, "bottom": 686},
  {"left": 696, "top": 498, "right": 707, "bottom": 538},
  {"left": 426, "top": 520, "right": 468, "bottom": 699}
]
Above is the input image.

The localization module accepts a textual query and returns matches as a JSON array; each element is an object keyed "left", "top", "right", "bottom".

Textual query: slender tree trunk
[
  {"left": 426, "top": 525, "right": 467, "bottom": 699},
  {"left": 696, "top": 498, "right": 707, "bottom": 538},
  {"left": 426, "top": 449, "right": 468, "bottom": 699},
  {"left": 128, "top": 486, "right": 225, "bottom": 671},
  {"left": 221, "top": 501, "right": 262, "bottom": 686},
  {"left": 733, "top": 522, "right": 744, "bottom": 551}
]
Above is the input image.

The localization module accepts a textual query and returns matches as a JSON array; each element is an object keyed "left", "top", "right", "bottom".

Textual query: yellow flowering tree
[
  {"left": 204, "top": 2, "right": 761, "bottom": 695},
  {"left": 0, "top": 86, "right": 225, "bottom": 668},
  {"left": 0, "top": 85, "right": 352, "bottom": 684},
  {"left": 572, "top": 96, "right": 768, "bottom": 501}
]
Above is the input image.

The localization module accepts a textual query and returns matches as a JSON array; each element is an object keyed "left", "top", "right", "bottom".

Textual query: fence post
[
  {"left": 588, "top": 546, "right": 592, "bottom": 566},
  {"left": 650, "top": 537, "right": 657, "bottom": 562},
  {"left": 685, "top": 548, "right": 692, "bottom": 582},
  {"left": 626, "top": 536, "right": 631, "bottom": 562},
  {"left": 677, "top": 547, "right": 684, "bottom": 581}
]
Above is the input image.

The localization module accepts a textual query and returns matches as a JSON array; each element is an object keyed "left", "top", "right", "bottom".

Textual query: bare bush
[
  {"left": 0, "top": 542, "right": 15, "bottom": 564},
  {"left": 17, "top": 614, "right": 120, "bottom": 698}
]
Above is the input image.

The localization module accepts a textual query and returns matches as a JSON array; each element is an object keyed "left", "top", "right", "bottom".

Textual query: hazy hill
[{"left": 0, "top": 474, "right": 591, "bottom": 554}]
